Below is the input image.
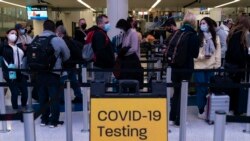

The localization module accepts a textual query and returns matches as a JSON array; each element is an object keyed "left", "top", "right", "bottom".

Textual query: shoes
[
  {"left": 198, "top": 112, "right": 207, "bottom": 120},
  {"left": 169, "top": 121, "right": 175, "bottom": 126},
  {"left": 72, "top": 97, "right": 82, "bottom": 103},
  {"left": 48, "top": 121, "right": 64, "bottom": 128},
  {"left": 40, "top": 120, "right": 49, "bottom": 127}
]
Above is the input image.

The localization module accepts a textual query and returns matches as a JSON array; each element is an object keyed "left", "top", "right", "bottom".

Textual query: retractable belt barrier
[{"left": 1, "top": 67, "right": 250, "bottom": 141}]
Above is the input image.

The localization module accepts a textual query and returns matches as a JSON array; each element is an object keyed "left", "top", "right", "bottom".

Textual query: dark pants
[
  {"left": 6, "top": 75, "right": 28, "bottom": 109},
  {"left": 228, "top": 72, "right": 242, "bottom": 115},
  {"left": 170, "top": 70, "right": 192, "bottom": 123},
  {"left": 60, "top": 70, "right": 83, "bottom": 100},
  {"left": 36, "top": 73, "right": 60, "bottom": 123}
]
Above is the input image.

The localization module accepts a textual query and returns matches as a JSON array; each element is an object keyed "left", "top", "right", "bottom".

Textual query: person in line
[
  {"left": 225, "top": 15, "right": 250, "bottom": 115},
  {"left": 88, "top": 14, "right": 115, "bottom": 82},
  {"left": 220, "top": 18, "right": 234, "bottom": 35},
  {"left": 194, "top": 17, "right": 221, "bottom": 119},
  {"left": 37, "top": 20, "right": 70, "bottom": 128},
  {"left": 15, "top": 23, "right": 32, "bottom": 51},
  {"left": 0, "top": 28, "right": 28, "bottom": 111},
  {"left": 75, "top": 18, "right": 88, "bottom": 45},
  {"left": 164, "top": 18, "right": 178, "bottom": 34},
  {"left": 56, "top": 25, "right": 83, "bottom": 103},
  {"left": 212, "top": 20, "right": 228, "bottom": 66},
  {"left": 115, "top": 19, "right": 143, "bottom": 87},
  {"left": 169, "top": 12, "right": 200, "bottom": 126}
]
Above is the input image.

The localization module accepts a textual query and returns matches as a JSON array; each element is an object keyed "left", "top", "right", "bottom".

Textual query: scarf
[{"left": 203, "top": 32, "right": 215, "bottom": 58}]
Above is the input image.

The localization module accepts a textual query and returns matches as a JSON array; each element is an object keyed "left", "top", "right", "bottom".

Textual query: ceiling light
[
  {"left": 148, "top": 0, "right": 161, "bottom": 12},
  {"left": 0, "top": 0, "right": 26, "bottom": 8},
  {"left": 77, "top": 0, "right": 96, "bottom": 12},
  {"left": 215, "top": 0, "right": 240, "bottom": 8}
]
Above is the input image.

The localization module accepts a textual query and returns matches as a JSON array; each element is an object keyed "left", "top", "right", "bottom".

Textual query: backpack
[
  {"left": 82, "top": 31, "right": 95, "bottom": 61},
  {"left": 165, "top": 30, "right": 191, "bottom": 67},
  {"left": 82, "top": 30, "right": 109, "bottom": 62},
  {"left": 27, "top": 35, "right": 56, "bottom": 70}
]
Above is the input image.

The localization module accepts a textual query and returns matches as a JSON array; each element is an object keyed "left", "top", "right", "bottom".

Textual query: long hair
[
  {"left": 227, "top": 15, "right": 250, "bottom": 48},
  {"left": 198, "top": 17, "right": 217, "bottom": 48}
]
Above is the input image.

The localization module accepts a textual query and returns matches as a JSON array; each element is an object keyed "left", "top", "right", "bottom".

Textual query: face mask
[
  {"left": 81, "top": 23, "right": 87, "bottom": 30},
  {"left": 200, "top": 24, "right": 209, "bottom": 32},
  {"left": 104, "top": 23, "right": 111, "bottom": 32},
  {"left": 166, "top": 28, "right": 173, "bottom": 33},
  {"left": 8, "top": 34, "right": 17, "bottom": 42},
  {"left": 20, "top": 29, "right": 26, "bottom": 35}
]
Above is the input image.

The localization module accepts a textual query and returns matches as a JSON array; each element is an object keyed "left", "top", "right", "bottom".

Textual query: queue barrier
[{"left": 1, "top": 67, "right": 250, "bottom": 141}]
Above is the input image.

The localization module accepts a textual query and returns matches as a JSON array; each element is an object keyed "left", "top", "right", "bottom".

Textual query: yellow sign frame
[{"left": 90, "top": 97, "right": 168, "bottom": 141}]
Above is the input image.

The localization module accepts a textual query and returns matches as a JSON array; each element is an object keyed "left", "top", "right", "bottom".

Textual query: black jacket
[
  {"left": 0, "top": 42, "right": 23, "bottom": 81},
  {"left": 88, "top": 26, "right": 115, "bottom": 68},
  {"left": 74, "top": 28, "right": 87, "bottom": 45},
  {"left": 225, "top": 30, "right": 248, "bottom": 68},
  {"left": 175, "top": 24, "right": 199, "bottom": 69},
  {"left": 62, "top": 36, "right": 83, "bottom": 68}
]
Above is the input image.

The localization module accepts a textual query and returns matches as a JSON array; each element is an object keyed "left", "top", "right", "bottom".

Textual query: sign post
[{"left": 90, "top": 97, "right": 167, "bottom": 141}]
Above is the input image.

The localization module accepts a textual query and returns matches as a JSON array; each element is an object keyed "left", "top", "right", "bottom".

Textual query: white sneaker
[
  {"left": 198, "top": 112, "right": 206, "bottom": 120},
  {"left": 169, "top": 121, "right": 175, "bottom": 126}
]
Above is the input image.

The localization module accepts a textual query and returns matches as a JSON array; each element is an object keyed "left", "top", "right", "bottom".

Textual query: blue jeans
[
  {"left": 194, "top": 72, "right": 214, "bottom": 112},
  {"left": 36, "top": 73, "right": 60, "bottom": 123},
  {"left": 60, "top": 70, "right": 83, "bottom": 100}
]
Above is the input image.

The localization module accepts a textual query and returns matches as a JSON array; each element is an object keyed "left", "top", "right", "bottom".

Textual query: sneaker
[
  {"left": 198, "top": 112, "right": 206, "bottom": 120},
  {"left": 169, "top": 121, "right": 175, "bottom": 126},
  {"left": 49, "top": 121, "right": 64, "bottom": 128},
  {"left": 40, "top": 120, "right": 49, "bottom": 127}
]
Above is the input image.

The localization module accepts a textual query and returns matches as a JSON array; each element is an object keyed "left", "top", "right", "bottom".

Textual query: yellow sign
[{"left": 90, "top": 98, "right": 167, "bottom": 141}]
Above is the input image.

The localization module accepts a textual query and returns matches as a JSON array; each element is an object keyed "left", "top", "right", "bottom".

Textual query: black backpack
[
  {"left": 27, "top": 35, "right": 56, "bottom": 70},
  {"left": 165, "top": 30, "right": 191, "bottom": 67}
]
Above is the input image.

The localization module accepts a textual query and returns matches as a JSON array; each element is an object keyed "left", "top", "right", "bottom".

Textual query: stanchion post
[
  {"left": 0, "top": 68, "right": 9, "bottom": 132},
  {"left": 27, "top": 76, "right": 33, "bottom": 112},
  {"left": 23, "top": 111, "right": 36, "bottom": 141},
  {"left": 166, "top": 67, "right": 172, "bottom": 134},
  {"left": 180, "top": 80, "right": 188, "bottom": 141},
  {"left": 65, "top": 81, "right": 73, "bottom": 141},
  {"left": 213, "top": 111, "right": 226, "bottom": 141},
  {"left": 156, "top": 59, "right": 161, "bottom": 81},
  {"left": 243, "top": 75, "right": 250, "bottom": 133},
  {"left": 81, "top": 67, "right": 89, "bottom": 132}
]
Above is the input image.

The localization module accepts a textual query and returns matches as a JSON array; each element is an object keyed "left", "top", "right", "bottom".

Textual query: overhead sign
[{"left": 90, "top": 98, "right": 167, "bottom": 141}]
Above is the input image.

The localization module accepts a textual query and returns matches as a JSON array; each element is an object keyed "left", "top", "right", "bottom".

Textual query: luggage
[{"left": 206, "top": 94, "right": 230, "bottom": 124}]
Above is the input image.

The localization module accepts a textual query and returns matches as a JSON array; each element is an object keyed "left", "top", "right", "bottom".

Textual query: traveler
[
  {"left": 220, "top": 18, "right": 234, "bottom": 35},
  {"left": 169, "top": 12, "right": 200, "bottom": 126},
  {"left": 194, "top": 17, "right": 221, "bottom": 119},
  {"left": 88, "top": 14, "right": 115, "bottom": 82},
  {"left": 225, "top": 15, "right": 250, "bottom": 115},
  {"left": 0, "top": 28, "right": 28, "bottom": 111},
  {"left": 115, "top": 19, "right": 143, "bottom": 87},
  {"left": 56, "top": 25, "right": 83, "bottom": 103},
  {"left": 212, "top": 20, "right": 228, "bottom": 66},
  {"left": 75, "top": 18, "right": 88, "bottom": 45},
  {"left": 164, "top": 18, "right": 178, "bottom": 34},
  {"left": 15, "top": 23, "right": 32, "bottom": 51},
  {"left": 35, "top": 20, "right": 70, "bottom": 128}
]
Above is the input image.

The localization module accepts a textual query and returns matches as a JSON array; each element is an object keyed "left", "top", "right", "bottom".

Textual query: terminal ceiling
[{"left": 0, "top": 0, "right": 249, "bottom": 9}]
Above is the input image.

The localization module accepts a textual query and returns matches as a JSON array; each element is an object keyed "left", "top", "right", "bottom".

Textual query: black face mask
[
  {"left": 27, "top": 30, "right": 32, "bottom": 34},
  {"left": 81, "top": 24, "right": 87, "bottom": 30},
  {"left": 166, "top": 28, "right": 173, "bottom": 33}
]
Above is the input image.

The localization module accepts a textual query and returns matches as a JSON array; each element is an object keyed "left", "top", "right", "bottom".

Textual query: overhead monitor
[{"left": 27, "top": 6, "right": 48, "bottom": 20}]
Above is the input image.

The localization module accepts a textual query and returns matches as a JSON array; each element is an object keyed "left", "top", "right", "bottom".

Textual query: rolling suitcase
[{"left": 206, "top": 94, "right": 230, "bottom": 124}]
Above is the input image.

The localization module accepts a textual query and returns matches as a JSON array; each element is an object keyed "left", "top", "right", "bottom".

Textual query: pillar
[{"left": 107, "top": 0, "right": 128, "bottom": 38}]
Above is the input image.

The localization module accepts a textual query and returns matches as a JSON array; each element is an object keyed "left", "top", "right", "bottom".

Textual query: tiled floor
[{"left": 1, "top": 106, "right": 250, "bottom": 141}]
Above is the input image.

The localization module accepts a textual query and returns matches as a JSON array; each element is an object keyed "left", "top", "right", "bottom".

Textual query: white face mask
[{"left": 8, "top": 34, "right": 17, "bottom": 42}]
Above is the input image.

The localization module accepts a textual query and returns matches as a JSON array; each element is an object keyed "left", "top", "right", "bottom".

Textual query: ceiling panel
[{"left": 0, "top": 0, "right": 249, "bottom": 9}]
